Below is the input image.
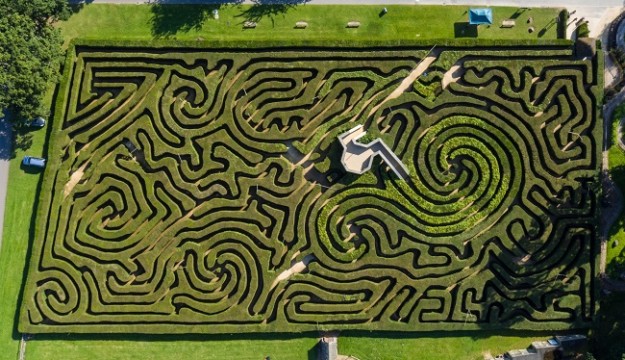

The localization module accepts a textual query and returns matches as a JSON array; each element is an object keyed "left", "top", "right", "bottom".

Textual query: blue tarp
[{"left": 469, "top": 8, "right": 493, "bottom": 25}]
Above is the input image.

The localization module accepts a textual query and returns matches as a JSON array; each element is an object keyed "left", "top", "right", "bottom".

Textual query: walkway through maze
[{"left": 20, "top": 44, "right": 602, "bottom": 333}]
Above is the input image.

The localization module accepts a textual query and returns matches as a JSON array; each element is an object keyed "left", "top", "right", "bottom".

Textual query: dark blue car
[{"left": 27, "top": 117, "right": 46, "bottom": 129}]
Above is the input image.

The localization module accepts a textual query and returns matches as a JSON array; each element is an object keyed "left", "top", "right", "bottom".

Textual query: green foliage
[
  {"left": 14, "top": 132, "right": 33, "bottom": 152},
  {"left": 577, "top": 22, "right": 590, "bottom": 38},
  {"left": 0, "top": 0, "right": 70, "bottom": 23},
  {"left": 610, "top": 48, "right": 625, "bottom": 71},
  {"left": 356, "top": 132, "right": 377, "bottom": 144},
  {"left": 557, "top": 10, "right": 569, "bottom": 39},
  {"left": 413, "top": 80, "right": 440, "bottom": 102},
  {"left": 590, "top": 294, "right": 625, "bottom": 360},
  {"left": 0, "top": 0, "right": 65, "bottom": 123},
  {"left": 607, "top": 104, "right": 625, "bottom": 273}
]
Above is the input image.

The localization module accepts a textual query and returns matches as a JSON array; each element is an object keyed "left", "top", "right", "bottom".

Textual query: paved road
[{"left": 0, "top": 115, "right": 11, "bottom": 254}]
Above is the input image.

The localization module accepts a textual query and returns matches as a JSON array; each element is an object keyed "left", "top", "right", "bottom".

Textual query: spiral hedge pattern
[{"left": 20, "top": 44, "right": 601, "bottom": 333}]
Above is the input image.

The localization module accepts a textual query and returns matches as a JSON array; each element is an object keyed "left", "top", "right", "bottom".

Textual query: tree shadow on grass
[
  {"left": 590, "top": 293, "right": 625, "bottom": 359},
  {"left": 68, "top": 0, "right": 95, "bottom": 16},
  {"left": 454, "top": 22, "right": 478, "bottom": 38},
  {"left": 149, "top": 1, "right": 242, "bottom": 38},
  {"left": 606, "top": 164, "right": 625, "bottom": 277},
  {"left": 0, "top": 111, "right": 41, "bottom": 160},
  {"left": 237, "top": 0, "right": 309, "bottom": 25},
  {"left": 508, "top": 8, "right": 528, "bottom": 20}
]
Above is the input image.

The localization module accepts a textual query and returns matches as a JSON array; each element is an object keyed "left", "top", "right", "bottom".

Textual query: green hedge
[{"left": 20, "top": 40, "right": 600, "bottom": 334}]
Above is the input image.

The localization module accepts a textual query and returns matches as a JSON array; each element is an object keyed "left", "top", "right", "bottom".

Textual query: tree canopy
[{"left": 0, "top": 0, "right": 68, "bottom": 123}]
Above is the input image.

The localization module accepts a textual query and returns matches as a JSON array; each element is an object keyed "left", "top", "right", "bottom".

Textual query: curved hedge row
[{"left": 20, "top": 42, "right": 601, "bottom": 333}]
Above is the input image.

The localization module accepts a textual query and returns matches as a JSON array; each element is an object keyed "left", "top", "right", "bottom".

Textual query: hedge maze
[{"left": 20, "top": 43, "right": 602, "bottom": 333}]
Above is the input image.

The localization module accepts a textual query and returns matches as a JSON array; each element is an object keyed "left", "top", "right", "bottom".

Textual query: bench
[
  {"left": 295, "top": 21, "right": 308, "bottom": 29},
  {"left": 501, "top": 19, "right": 516, "bottom": 28},
  {"left": 346, "top": 21, "right": 361, "bottom": 28},
  {"left": 243, "top": 21, "right": 257, "bottom": 29}
]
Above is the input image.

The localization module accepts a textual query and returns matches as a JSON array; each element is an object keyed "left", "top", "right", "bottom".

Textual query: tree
[
  {"left": 9, "top": 0, "right": 70, "bottom": 24},
  {"left": 0, "top": 0, "right": 68, "bottom": 124}
]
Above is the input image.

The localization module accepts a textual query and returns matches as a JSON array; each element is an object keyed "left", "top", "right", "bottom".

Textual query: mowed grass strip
[
  {"left": 60, "top": 4, "right": 561, "bottom": 44},
  {"left": 0, "top": 90, "right": 52, "bottom": 360},
  {"left": 339, "top": 332, "right": 557, "bottom": 360}
]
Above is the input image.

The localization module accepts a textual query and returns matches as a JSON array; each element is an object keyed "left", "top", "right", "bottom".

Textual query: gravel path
[{"left": 0, "top": 116, "right": 11, "bottom": 254}]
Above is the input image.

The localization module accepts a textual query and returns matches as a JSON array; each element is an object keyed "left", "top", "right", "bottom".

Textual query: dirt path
[
  {"left": 270, "top": 254, "right": 315, "bottom": 289},
  {"left": 64, "top": 162, "right": 88, "bottom": 197},
  {"left": 18, "top": 334, "right": 27, "bottom": 360},
  {"left": 442, "top": 60, "right": 464, "bottom": 90},
  {"left": 384, "top": 49, "right": 439, "bottom": 101},
  {"left": 368, "top": 47, "right": 439, "bottom": 118}
]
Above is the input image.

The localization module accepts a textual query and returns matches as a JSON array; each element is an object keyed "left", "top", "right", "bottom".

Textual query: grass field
[
  {"left": 339, "top": 332, "right": 559, "bottom": 360},
  {"left": 60, "top": 4, "right": 562, "bottom": 44}
]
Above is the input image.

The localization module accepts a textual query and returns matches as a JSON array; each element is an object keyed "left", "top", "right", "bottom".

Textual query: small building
[
  {"left": 555, "top": 335, "right": 588, "bottom": 357},
  {"left": 469, "top": 8, "right": 493, "bottom": 25},
  {"left": 318, "top": 337, "right": 338, "bottom": 360},
  {"left": 488, "top": 335, "right": 588, "bottom": 360},
  {"left": 337, "top": 125, "right": 409, "bottom": 179},
  {"left": 505, "top": 349, "right": 536, "bottom": 360},
  {"left": 529, "top": 339, "right": 559, "bottom": 358}
]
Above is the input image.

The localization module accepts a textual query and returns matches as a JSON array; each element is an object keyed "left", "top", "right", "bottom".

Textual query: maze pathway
[{"left": 20, "top": 44, "right": 602, "bottom": 333}]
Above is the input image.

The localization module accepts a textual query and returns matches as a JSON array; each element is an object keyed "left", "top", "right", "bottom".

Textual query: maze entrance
[{"left": 21, "top": 44, "right": 601, "bottom": 333}]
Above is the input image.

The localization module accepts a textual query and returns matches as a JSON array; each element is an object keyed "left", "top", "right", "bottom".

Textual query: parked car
[
  {"left": 27, "top": 117, "right": 46, "bottom": 129},
  {"left": 22, "top": 156, "right": 46, "bottom": 169}
]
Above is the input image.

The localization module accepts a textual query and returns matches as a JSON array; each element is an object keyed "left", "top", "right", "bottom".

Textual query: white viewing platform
[{"left": 338, "top": 125, "right": 409, "bottom": 179}]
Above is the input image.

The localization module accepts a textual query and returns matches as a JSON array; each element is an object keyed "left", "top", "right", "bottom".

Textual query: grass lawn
[
  {"left": 60, "top": 4, "right": 562, "bottom": 44},
  {"left": 26, "top": 334, "right": 318, "bottom": 360},
  {"left": 0, "top": 91, "right": 51, "bottom": 360},
  {"left": 22, "top": 331, "right": 556, "bottom": 360},
  {"left": 0, "top": 3, "right": 571, "bottom": 359},
  {"left": 339, "top": 332, "right": 560, "bottom": 360}
]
